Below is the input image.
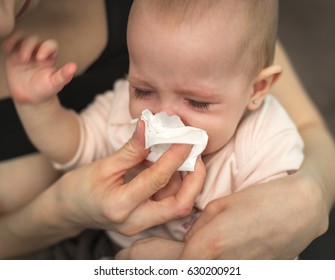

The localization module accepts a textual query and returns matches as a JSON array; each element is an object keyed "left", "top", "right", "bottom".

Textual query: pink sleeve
[{"left": 233, "top": 96, "right": 304, "bottom": 191}]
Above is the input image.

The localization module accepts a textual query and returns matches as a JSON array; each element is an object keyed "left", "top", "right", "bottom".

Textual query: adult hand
[
  {"left": 57, "top": 120, "right": 206, "bottom": 236},
  {"left": 180, "top": 171, "right": 328, "bottom": 259},
  {"left": 115, "top": 237, "right": 184, "bottom": 260}
]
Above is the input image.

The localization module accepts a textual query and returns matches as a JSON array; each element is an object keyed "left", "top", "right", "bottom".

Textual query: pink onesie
[{"left": 55, "top": 79, "right": 304, "bottom": 248}]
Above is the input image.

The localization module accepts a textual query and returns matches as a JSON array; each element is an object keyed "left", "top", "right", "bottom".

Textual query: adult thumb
[{"left": 110, "top": 120, "right": 148, "bottom": 172}]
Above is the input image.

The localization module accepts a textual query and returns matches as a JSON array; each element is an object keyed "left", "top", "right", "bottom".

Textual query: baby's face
[{"left": 127, "top": 9, "right": 254, "bottom": 155}]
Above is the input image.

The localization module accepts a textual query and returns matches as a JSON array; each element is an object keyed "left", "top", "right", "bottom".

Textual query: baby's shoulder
[{"left": 234, "top": 95, "right": 302, "bottom": 166}]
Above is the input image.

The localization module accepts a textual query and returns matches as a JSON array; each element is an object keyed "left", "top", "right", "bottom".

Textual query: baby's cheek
[
  {"left": 128, "top": 102, "right": 142, "bottom": 119},
  {"left": 203, "top": 134, "right": 229, "bottom": 155}
]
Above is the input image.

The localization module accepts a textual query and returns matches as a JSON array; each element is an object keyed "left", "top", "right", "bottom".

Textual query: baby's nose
[{"left": 157, "top": 104, "right": 178, "bottom": 117}]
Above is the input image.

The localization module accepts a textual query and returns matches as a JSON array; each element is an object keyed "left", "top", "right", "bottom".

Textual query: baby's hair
[
  {"left": 246, "top": 0, "right": 279, "bottom": 75},
  {"left": 130, "top": 0, "right": 278, "bottom": 77}
]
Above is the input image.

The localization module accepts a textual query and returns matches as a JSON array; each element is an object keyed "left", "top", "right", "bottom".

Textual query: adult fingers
[
  {"left": 136, "top": 157, "right": 206, "bottom": 226},
  {"left": 115, "top": 158, "right": 206, "bottom": 235},
  {"left": 184, "top": 197, "right": 227, "bottom": 242},
  {"left": 152, "top": 172, "right": 182, "bottom": 200},
  {"left": 96, "top": 122, "right": 197, "bottom": 228},
  {"left": 115, "top": 238, "right": 184, "bottom": 260},
  {"left": 114, "top": 248, "right": 129, "bottom": 260},
  {"left": 120, "top": 143, "right": 193, "bottom": 212},
  {"left": 102, "top": 142, "right": 193, "bottom": 228},
  {"left": 180, "top": 226, "right": 218, "bottom": 259},
  {"left": 97, "top": 118, "right": 191, "bottom": 181},
  {"left": 173, "top": 157, "right": 206, "bottom": 212},
  {"left": 103, "top": 120, "right": 148, "bottom": 175},
  {"left": 114, "top": 238, "right": 154, "bottom": 260}
]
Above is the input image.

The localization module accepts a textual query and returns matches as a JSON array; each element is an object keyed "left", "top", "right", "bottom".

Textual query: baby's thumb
[{"left": 52, "top": 63, "right": 77, "bottom": 91}]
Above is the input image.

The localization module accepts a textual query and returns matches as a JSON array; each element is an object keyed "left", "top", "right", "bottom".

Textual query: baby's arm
[{"left": 4, "top": 33, "right": 79, "bottom": 164}]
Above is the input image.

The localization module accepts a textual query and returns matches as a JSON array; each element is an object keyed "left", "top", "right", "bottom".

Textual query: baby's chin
[{"left": 202, "top": 141, "right": 228, "bottom": 157}]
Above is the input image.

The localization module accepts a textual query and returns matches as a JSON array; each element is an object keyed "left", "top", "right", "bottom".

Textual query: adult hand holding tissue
[{"left": 140, "top": 109, "right": 208, "bottom": 171}]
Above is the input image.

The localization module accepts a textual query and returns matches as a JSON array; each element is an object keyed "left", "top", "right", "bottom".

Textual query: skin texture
[
  {"left": 0, "top": 0, "right": 108, "bottom": 213},
  {"left": 4, "top": 5, "right": 280, "bottom": 162},
  {"left": 0, "top": 0, "right": 208, "bottom": 259},
  {"left": 127, "top": 9, "right": 281, "bottom": 156},
  {"left": 0, "top": 0, "right": 334, "bottom": 259},
  {"left": 0, "top": 0, "right": 40, "bottom": 36},
  {"left": 116, "top": 43, "right": 333, "bottom": 261},
  {"left": 0, "top": 120, "right": 206, "bottom": 259},
  {"left": 112, "top": 7, "right": 335, "bottom": 260}
]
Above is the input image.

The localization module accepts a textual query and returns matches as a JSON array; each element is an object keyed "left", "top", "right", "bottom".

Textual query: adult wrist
[
  {"left": 294, "top": 166, "right": 329, "bottom": 238},
  {"left": 47, "top": 175, "right": 84, "bottom": 237}
]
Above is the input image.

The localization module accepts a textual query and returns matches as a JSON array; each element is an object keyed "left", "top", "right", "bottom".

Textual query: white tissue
[{"left": 140, "top": 109, "right": 208, "bottom": 171}]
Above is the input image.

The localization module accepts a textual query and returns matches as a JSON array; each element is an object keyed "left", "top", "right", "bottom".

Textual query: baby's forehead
[
  {"left": 132, "top": 1, "right": 244, "bottom": 20},
  {"left": 130, "top": 0, "right": 278, "bottom": 75},
  {"left": 132, "top": 0, "right": 249, "bottom": 31},
  {"left": 130, "top": 1, "right": 252, "bottom": 58}
]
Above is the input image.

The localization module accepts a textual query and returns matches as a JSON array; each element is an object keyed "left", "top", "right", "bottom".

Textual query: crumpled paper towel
[{"left": 140, "top": 109, "right": 208, "bottom": 171}]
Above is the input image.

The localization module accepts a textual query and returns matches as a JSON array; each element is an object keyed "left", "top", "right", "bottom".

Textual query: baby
[{"left": 5, "top": 0, "right": 303, "bottom": 258}]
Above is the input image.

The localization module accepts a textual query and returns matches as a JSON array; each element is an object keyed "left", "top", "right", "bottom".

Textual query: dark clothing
[{"left": 16, "top": 230, "right": 121, "bottom": 260}]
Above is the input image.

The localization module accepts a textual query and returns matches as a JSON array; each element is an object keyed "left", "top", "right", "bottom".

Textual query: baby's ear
[{"left": 248, "top": 65, "right": 282, "bottom": 110}]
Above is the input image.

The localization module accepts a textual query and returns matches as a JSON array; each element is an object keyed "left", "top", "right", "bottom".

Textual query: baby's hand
[{"left": 3, "top": 32, "right": 77, "bottom": 104}]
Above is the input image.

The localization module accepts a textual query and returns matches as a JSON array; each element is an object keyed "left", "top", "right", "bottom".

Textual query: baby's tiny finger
[
  {"left": 50, "top": 63, "right": 77, "bottom": 91},
  {"left": 36, "top": 39, "right": 58, "bottom": 61},
  {"left": 19, "top": 35, "right": 41, "bottom": 62},
  {"left": 2, "top": 31, "right": 25, "bottom": 53}
]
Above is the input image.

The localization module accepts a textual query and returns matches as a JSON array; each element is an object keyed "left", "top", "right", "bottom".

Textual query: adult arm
[
  {"left": 0, "top": 121, "right": 206, "bottom": 259},
  {"left": 272, "top": 42, "right": 335, "bottom": 209},
  {"left": 115, "top": 237, "right": 185, "bottom": 260},
  {"left": 180, "top": 41, "right": 335, "bottom": 259}
]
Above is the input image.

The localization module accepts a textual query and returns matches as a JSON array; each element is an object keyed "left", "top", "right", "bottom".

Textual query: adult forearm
[
  {"left": 0, "top": 182, "right": 82, "bottom": 259},
  {"left": 273, "top": 42, "right": 335, "bottom": 210},
  {"left": 299, "top": 125, "right": 335, "bottom": 211},
  {"left": 14, "top": 97, "right": 80, "bottom": 164}
]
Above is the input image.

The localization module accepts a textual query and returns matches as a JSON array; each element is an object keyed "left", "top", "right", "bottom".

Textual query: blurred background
[{"left": 278, "top": 0, "right": 335, "bottom": 259}]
